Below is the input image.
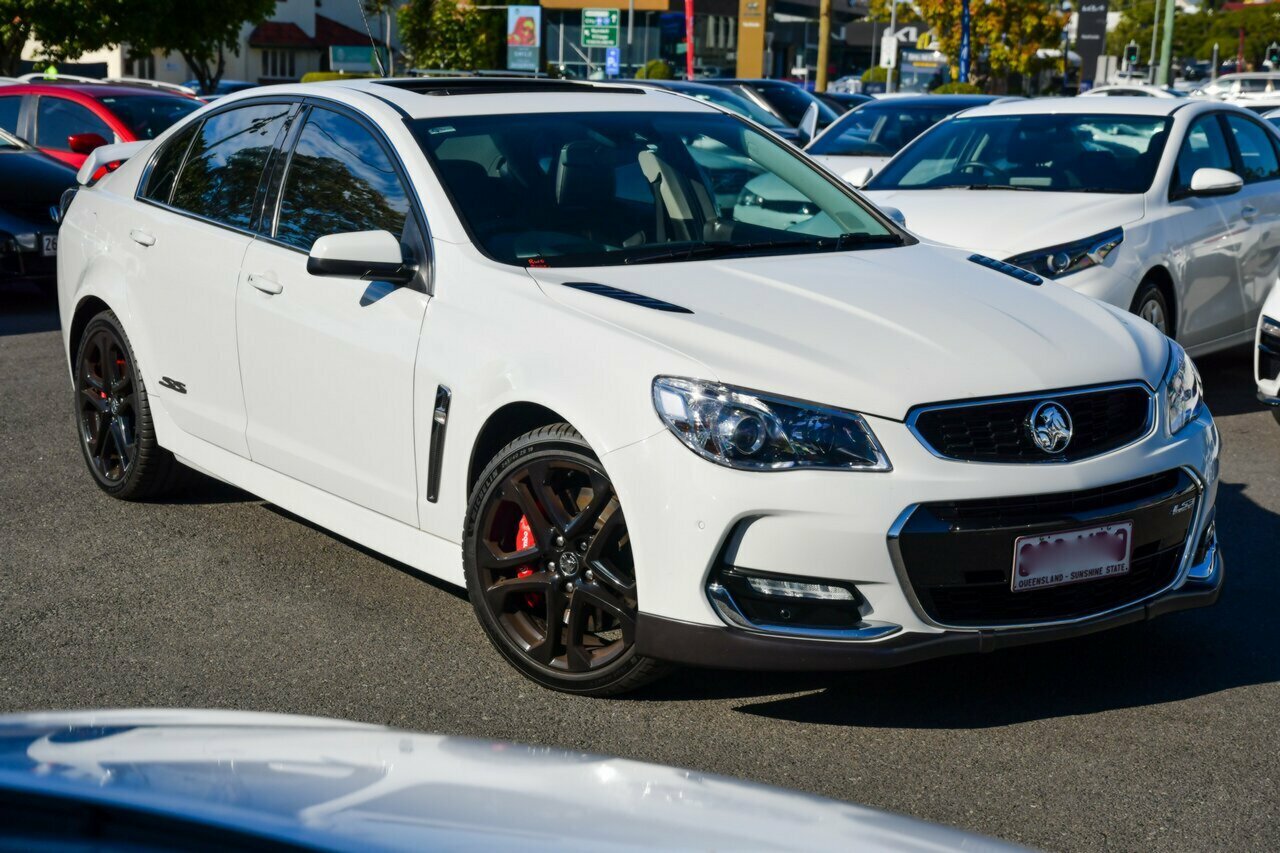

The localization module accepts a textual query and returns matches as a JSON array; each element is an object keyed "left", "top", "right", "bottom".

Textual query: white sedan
[
  {"left": 1081, "top": 83, "right": 1186, "bottom": 98},
  {"left": 57, "top": 79, "right": 1222, "bottom": 695},
  {"left": 862, "top": 97, "right": 1280, "bottom": 355}
]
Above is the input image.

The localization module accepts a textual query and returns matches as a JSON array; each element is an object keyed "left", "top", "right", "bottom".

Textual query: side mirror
[
  {"left": 1188, "top": 167, "right": 1243, "bottom": 197},
  {"left": 798, "top": 102, "right": 820, "bottom": 146},
  {"left": 307, "top": 230, "right": 417, "bottom": 284},
  {"left": 879, "top": 205, "right": 907, "bottom": 229},
  {"left": 845, "top": 166, "right": 875, "bottom": 187},
  {"left": 67, "top": 132, "right": 108, "bottom": 155}
]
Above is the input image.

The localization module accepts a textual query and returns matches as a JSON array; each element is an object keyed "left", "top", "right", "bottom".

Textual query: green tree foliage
[
  {"left": 398, "top": 0, "right": 501, "bottom": 71},
  {"left": 1112, "top": 2, "right": 1280, "bottom": 69},
  {"left": 932, "top": 81, "right": 982, "bottom": 94},
  {"left": 637, "top": 59, "right": 674, "bottom": 79},
  {"left": 0, "top": 0, "right": 115, "bottom": 75},
  {"left": 860, "top": 65, "right": 888, "bottom": 83}
]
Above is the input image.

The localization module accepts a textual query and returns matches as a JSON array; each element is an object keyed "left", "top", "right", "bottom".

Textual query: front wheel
[
  {"left": 1131, "top": 279, "right": 1172, "bottom": 337},
  {"left": 463, "top": 424, "right": 669, "bottom": 695}
]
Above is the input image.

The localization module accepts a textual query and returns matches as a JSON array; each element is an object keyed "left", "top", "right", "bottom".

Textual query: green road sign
[{"left": 581, "top": 9, "right": 619, "bottom": 48}]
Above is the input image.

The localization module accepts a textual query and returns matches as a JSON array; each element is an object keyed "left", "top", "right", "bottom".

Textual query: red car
[{"left": 0, "top": 82, "right": 202, "bottom": 168}]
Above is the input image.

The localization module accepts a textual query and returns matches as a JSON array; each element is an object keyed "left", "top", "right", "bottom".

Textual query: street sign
[
  {"left": 880, "top": 32, "right": 897, "bottom": 68},
  {"left": 605, "top": 46, "right": 621, "bottom": 77},
  {"left": 330, "top": 45, "right": 389, "bottom": 73},
  {"left": 506, "top": 5, "right": 541, "bottom": 72},
  {"left": 581, "top": 8, "right": 619, "bottom": 48}
]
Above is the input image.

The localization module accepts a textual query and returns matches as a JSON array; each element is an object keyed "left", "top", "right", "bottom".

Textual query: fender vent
[
  {"left": 562, "top": 282, "right": 693, "bottom": 314},
  {"left": 968, "top": 254, "right": 1043, "bottom": 286}
]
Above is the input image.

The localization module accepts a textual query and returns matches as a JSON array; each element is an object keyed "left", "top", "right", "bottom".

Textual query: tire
[
  {"left": 1130, "top": 278, "right": 1173, "bottom": 337},
  {"left": 72, "top": 310, "right": 188, "bottom": 500},
  {"left": 463, "top": 423, "right": 670, "bottom": 696}
]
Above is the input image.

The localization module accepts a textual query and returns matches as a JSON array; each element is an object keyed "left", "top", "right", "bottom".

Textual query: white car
[
  {"left": 57, "top": 78, "right": 1222, "bottom": 696},
  {"left": 1267, "top": 107, "right": 1280, "bottom": 132},
  {"left": 862, "top": 97, "right": 1280, "bottom": 355},
  {"left": 1258, "top": 284, "right": 1280, "bottom": 425},
  {"left": 1081, "top": 83, "right": 1186, "bottom": 98},
  {"left": 805, "top": 94, "right": 1009, "bottom": 186},
  {"left": 1192, "top": 71, "right": 1280, "bottom": 100}
]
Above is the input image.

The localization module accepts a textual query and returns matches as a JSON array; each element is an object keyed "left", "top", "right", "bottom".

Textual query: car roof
[
  {"left": 0, "top": 82, "right": 192, "bottom": 99},
  {"left": 857, "top": 94, "right": 1004, "bottom": 108},
  {"left": 238, "top": 77, "right": 717, "bottom": 120},
  {"left": 956, "top": 96, "right": 1214, "bottom": 118}
]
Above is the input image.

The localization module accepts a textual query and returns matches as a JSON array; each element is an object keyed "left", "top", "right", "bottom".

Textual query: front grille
[
  {"left": 893, "top": 470, "right": 1197, "bottom": 627},
  {"left": 910, "top": 385, "right": 1152, "bottom": 463}
]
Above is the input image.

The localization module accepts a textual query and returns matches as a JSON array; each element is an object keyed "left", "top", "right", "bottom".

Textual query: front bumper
[{"left": 635, "top": 541, "right": 1221, "bottom": 669}]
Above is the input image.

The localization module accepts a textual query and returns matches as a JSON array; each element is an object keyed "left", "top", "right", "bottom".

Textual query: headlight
[
  {"left": 1006, "top": 228, "right": 1124, "bottom": 279},
  {"left": 652, "top": 377, "right": 891, "bottom": 471},
  {"left": 736, "top": 188, "right": 764, "bottom": 207},
  {"left": 1163, "top": 340, "right": 1203, "bottom": 435}
]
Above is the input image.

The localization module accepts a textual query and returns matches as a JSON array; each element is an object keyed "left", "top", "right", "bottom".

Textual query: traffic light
[
  {"left": 1124, "top": 41, "right": 1140, "bottom": 68},
  {"left": 1269, "top": 42, "right": 1280, "bottom": 67}
]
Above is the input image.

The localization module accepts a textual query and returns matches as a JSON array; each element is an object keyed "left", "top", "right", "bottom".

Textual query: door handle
[
  {"left": 1241, "top": 205, "right": 1258, "bottom": 222},
  {"left": 247, "top": 273, "right": 283, "bottom": 295},
  {"left": 129, "top": 229, "right": 155, "bottom": 247}
]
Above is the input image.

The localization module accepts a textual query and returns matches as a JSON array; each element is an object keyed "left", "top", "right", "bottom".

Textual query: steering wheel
[{"left": 956, "top": 160, "right": 1007, "bottom": 179}]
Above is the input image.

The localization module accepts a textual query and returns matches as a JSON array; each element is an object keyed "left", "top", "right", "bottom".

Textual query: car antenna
[{"left": 355, "top": 1, "right": 389, "bottom": 78}]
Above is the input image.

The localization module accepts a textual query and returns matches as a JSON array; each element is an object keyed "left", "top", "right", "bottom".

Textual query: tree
[
  {"left": 867, "top": 0, "right": 1068, "bottom": 85},
  {"left": 398, "top": 0, "right": 501, "bottom": 71},
  {"left": 0, "top": 0, "right": 116, "bottom": 75},
  {"left": 121, "top": 1, "right": 276, "bottom": 93}
]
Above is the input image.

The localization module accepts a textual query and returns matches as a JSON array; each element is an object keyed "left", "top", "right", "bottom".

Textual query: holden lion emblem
[{"left": 1027, "top": 401, "right": 1073, "bottom": 454}]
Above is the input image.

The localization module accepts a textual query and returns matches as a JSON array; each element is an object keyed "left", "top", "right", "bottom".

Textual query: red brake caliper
[{"left": 515, "top": 516, "right": 542, "bottom": 608}]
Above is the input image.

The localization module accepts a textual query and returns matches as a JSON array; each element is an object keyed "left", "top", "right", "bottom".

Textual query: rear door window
[
  {"left": 141, "top": 123, "right": 199, "bottom": 205},
  {"left": 0, "top": 96, "right": 20, "bottom": 135},
  {"left": 170, "top": 102, "right": 292, "bottom": 229},
  {"left": 35, "top": 97, "right": 114, "bottom": 151}
]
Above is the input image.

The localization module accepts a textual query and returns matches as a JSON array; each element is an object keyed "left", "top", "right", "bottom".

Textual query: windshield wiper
[
  {"left": 624, "top": 233, "right": 902, "bottom": 265},
  {"left": 964, "top": 184, "right": 1038, "bottom": 191}
]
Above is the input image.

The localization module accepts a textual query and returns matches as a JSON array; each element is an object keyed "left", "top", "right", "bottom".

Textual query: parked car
[
  {"left": 1082, "top": 84, "right": 1186, "bottom": 98},
  {"left": 1266, "top": 106, "right": 1280, "bottom": 131},
  {"left": 0, "top": 127, "right": 76, "bottom": 286},
  {"left": 57, "top": 78, "right": 1221, "bottom": 695},
  {"left": 815, "top": 91, "right": 874, "bottom": 113},
  {"left": 181, "top": 78, "right": 258, "bottom": 99},
  {"left": 1192, "top": 71, "right": 1280, "bottom": 100},
  {"left": 701, "top": 78, "right": 842, "bottom": 129},
  {"left": 0, "top": 709, "right": 1024, "bottom": 851},
  {"left": 0, "top": 82, "right": 202, "bottom": 167},
  {"left": 1257, "top": 284, "right": 1280, "bottom": 425},
  {"left": 861, "top": 97, "right": 1279, "bottom": 354},
  {"left": 627, "top": 79, "right": 803, "bottom": 143},
  {"left": 806, "top": 94, "right": 1010, "bottom": 185}
]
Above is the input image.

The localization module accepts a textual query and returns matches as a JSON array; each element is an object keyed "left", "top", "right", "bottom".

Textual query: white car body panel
[
  {"left": 1257, "top": 283, "right": 1280, "bottom": 404},
  {"left": 55, "top": 80, "right": 1224, "bottom": 676},
  {"left": 862, "top": 97, "right": 1279, "bottom": 356},
  {"left": 809, "top": 153, "right": 891, "bottom": 183}
]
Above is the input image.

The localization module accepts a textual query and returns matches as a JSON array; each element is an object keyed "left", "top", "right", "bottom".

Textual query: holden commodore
[{"left": 56, "top": 79, "right": 1222, "bottom": 695}]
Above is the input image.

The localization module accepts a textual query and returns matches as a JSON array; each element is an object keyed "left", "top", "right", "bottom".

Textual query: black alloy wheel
[
  {"left": 73, "top": 310, "right": 187, "bottom": 499},
  {"left": 464, "top": 424, "right": 668, "bottom": 695}
]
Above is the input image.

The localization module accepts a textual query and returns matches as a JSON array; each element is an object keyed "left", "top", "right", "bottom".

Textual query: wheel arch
[
  {"left": 467, "top": 402, "right": 576, "bottom": 494},
  {"left": 68, "top": 294, "right": 112, "bottom": 363},
  {"left": 1138, "top": 265, "right": 1178, "bottom": 338}
]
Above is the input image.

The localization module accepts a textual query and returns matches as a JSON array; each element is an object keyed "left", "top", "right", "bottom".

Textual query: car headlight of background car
[
  {"left": 652, "top": 377, "right": 891, "bottom": 471},
  {"left": 1006, "top": 228, "right": 1124, "bottom": 279},
  {"left": 1164, "top": 340, "right": 1204, "bottom": 435}
]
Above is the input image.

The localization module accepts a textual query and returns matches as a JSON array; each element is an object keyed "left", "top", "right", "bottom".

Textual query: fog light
[{"left": 746, "top": 576, "right": 855, "bottom": 601}]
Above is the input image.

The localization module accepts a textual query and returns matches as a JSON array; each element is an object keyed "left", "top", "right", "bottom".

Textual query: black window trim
[
  {"left": 134, "top": 95, "right": 304, "bottom": 240},
  {"left": 258, "top": 94, "right": 433, "bottom": 293}
]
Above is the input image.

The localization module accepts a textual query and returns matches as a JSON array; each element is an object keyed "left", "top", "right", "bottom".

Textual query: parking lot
[{"left": 1, "top": 282, "right": 1277, "bottom": 851}]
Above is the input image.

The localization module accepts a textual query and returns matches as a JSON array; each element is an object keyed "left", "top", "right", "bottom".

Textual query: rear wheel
[
  {"left": 1131, "top": 278, "right": 1172, "bottom": 337},
  {"left": 73, "top": 310, "right": 187, "bottom": 500},
  {"left": 463, "top": 424, "right": 669, "bottom": 695}
]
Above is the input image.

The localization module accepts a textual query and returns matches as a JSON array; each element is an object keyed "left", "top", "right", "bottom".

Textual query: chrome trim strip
[
  {"left": 885, "top": 465, "right": 1207, "bottom": 633},
  {"left": 905, "top": 381, "right": 1157, "bottom": 465},
  {"left": 706, "top": 583, "right": 902, "bottom": 642}
]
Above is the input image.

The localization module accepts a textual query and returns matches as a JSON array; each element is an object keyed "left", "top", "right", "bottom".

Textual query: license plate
[
  {"left": 1012, "top": 521, "right": 1133, "bottom": 593},
  {"left": 41, "top": 234, "right": 57, "bottom": 257}
]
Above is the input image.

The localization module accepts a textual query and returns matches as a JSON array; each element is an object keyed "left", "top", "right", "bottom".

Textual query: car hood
[
  {"left": 529, "top": 244, "right": 1168, "bottom": 420},
  {"left": 0, "top": 149, "right": 74, "bottom": 230},
  {"left": 0, "top": 710, "right": 1024, "bottom": 852},
  {"left": 860, "top": 190, "right": 1147, "bottom": 259},
  {"left": 810, "top": 154, "right": 892, "bottom": 182}
]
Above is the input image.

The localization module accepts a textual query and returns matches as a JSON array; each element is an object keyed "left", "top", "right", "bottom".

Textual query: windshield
[
  {"left": 412, "top": 111, "right": 900, "bottom": 267},
  {"left": 867, "top": 113, "right": 1171, "bottom": 194},
  {"left": 99, "top": 95, "right": 201, "bottom": 139},
  {"left": 809, "top": 103, "right": 972, "bottom": 157},
  {"left": 749, "top": 84, "right": 839, "bottom": 126},
  {"left": 672, "top": 86, "right": 788, "bottom": 129}
]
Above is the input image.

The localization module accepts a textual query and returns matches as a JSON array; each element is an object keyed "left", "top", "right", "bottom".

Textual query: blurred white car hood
[
  {"left": 531, "top": 243, "right": 1168, "bottom": 420},
  {"left": 810, "top": 154, "right": 892, "bottom": 183},
  {"left": 0, "top": 709, "right": 1028, "bottom": 852},
  {"left": 860, "top": 190, "right": 1147, "bottom": 260}
]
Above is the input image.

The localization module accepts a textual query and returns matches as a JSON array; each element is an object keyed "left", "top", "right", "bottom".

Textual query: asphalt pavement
[{"left": 2, "top": 281, "right": 1277, "bottom": 851}]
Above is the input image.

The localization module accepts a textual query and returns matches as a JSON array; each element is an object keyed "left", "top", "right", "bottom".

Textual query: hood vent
[
  {"left": 562, "top": 282, "right": 693, "bottom": 314},
  {"left": 968, "top": 254, "right": 1043, "bottom": 286}
]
